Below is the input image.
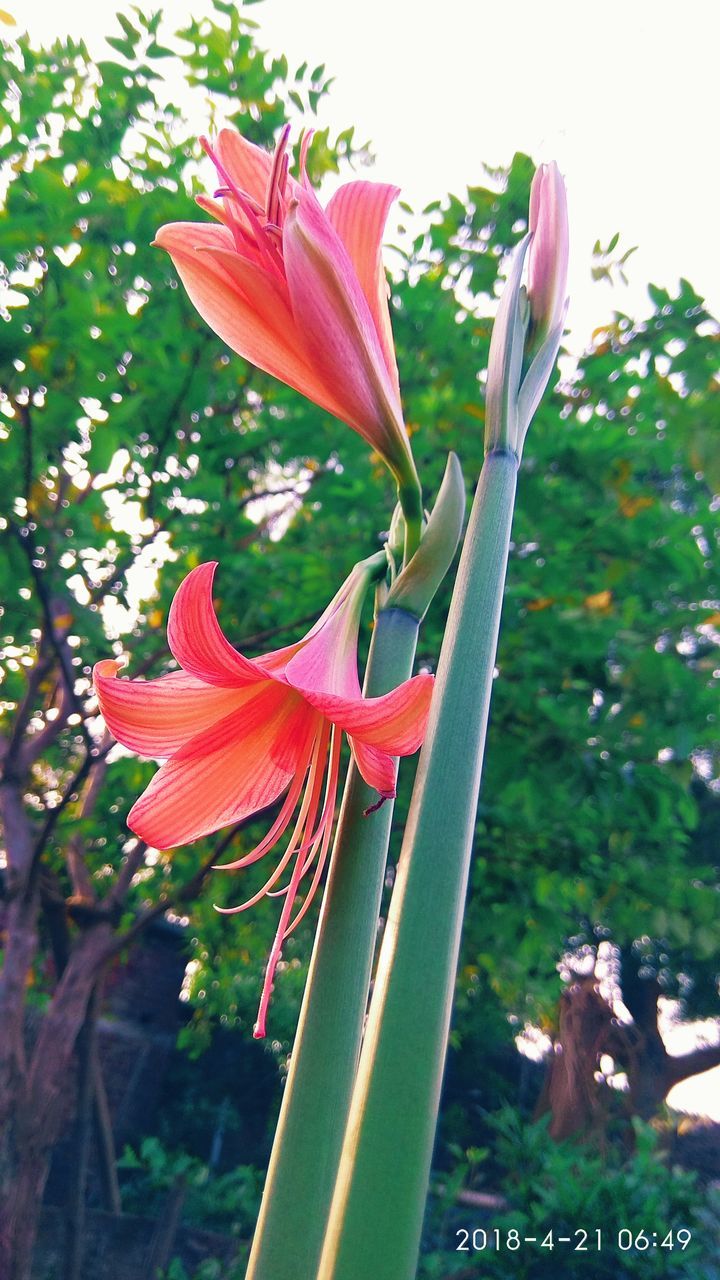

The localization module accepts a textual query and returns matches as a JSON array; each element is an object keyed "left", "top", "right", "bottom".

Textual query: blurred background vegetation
[{"left": 0, "top": 3, "right": 719, "bottom": 1277}]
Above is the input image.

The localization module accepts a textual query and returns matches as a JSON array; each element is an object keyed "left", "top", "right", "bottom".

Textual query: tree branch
[
  {"left": 108, "top": 811, "right": 277, "bottom": 954},
  {"left": 104, "top": 839, "right": 148, "bottom": 909},
  {"left": 665, "top": 1043, "right": 720, "bottom": 1088},
  {"left": 18, "top": 399, "right": 34, "bottom": 507},
  {"left": 237, "top": 610, "right": 325, "bottom": 654},
  {"left": 3, "top": 647, "right": 55, "bottom": 773},
  {"left": 19, "top": 678, "right": 72, "bottom": 772},
  {"left": 9, "top": 518, "right": 94, "bottom": 758},
  {"left": 30, "top": 742, "right": 113, "bottom": 873}
]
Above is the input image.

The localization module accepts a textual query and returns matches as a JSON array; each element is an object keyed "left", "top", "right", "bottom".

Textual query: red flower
[
  {"left": 94, "top": 561, "right": 432, "bottom": 1034},
  {"left": 155, "top": 126, "right": 418, "bottom": 490}
]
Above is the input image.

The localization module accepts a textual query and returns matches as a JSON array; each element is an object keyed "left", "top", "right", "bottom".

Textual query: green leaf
[
  {"left": 105, "top": 35, "right": 135, "bottom": 59},
  {"left": 116, "top": 13, "right": 140, "bottom": 43},
  {"left": 145, "top": 41, "right": 174, "bottom": 58}
]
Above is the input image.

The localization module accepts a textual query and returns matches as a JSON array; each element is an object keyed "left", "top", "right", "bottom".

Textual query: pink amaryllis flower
[
  {"left": 154, "top": 126, "right": 418, "bottom": 494},
  {"left": 94, "top": 560, "right": 432, "bottom": 1037}
]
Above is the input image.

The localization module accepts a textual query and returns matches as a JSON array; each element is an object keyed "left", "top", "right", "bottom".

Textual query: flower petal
[
  {"left": 528, "top": 161, "right": 569, "bottom": 340},
  {"left": 155, "top": 224, "right": 349, "bottom": 423},
  {"left": 286, "top": 669, "right": 434, "bottom": 755},
  {"left": 155, "top": 218, "right": 235, "bottom": 256},
  {"left": 349, "top": 737, "right": 398, "bottom": 797},
  {"left": 93, "top": 661, "right": 249, "bottom": 758},
  {"left": 167, "top": 562, "right": 267, "bottom": 688},
  {"left": 194, "top": 245, "right": 353, "bottom": 419},
  {"left": 283, "top": 190, "right": 411, "bottom": 471},
  {"left": 215, "top": 127, "right": 274, "bottom": 208},
  {"left": 254, "top": 561, "right": 372, "bottom": 680},
  {"left": 282, "top": 578, "right": 364, "bottom": 700},
  {"left": 325, "top": 180, "right": 401, "bottom": 395},
  {"left": 128, "top": 683, "right": 316, "bottom": 848}
]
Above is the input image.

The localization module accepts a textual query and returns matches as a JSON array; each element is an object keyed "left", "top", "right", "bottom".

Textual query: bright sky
[
  {"left": 10, "top": 0, "right": 720, "bottom": 1117},
  {"left": 12, "top": 0, "right": 720, "bottom": 351}
]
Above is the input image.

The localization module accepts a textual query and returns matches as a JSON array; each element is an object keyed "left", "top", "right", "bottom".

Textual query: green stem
[
  {"left": 245, "top": 605, "right": 421, "bottom": 1280},
  {"left": 398, "top": 472, "right": 423, "bottom": 566},
  {"left": 318, "top": 448, "right": 519, "bottom": 1280}
]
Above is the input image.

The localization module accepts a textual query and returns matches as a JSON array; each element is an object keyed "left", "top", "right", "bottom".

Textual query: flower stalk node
[{"left": 385, "top": 452, "right": 465, "bottom": 621}]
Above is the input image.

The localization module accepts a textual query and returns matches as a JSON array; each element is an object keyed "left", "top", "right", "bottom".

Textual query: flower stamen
[
  {"left": 265, "top": 123, "right": 292, "bottom": 229},
  {"left": 200, "top": 134, "right": 283, "bottom": 279},
  {"left": 252, "top": 724, "right": 334, "bottom": 1038},
  {"left": 212, "top": 730, "right": 317, "bottom": 872},
  {"left": 285, "top": 726, "right": 341, "bottom": 935}
]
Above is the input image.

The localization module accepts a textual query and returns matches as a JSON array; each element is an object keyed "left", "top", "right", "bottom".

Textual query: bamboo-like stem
[
  {"left": 318, "top": 448, "right": 519, "bottom": 1280},
  {"left": 245, "top": 605, "right": 420, "bottom": 1280}
]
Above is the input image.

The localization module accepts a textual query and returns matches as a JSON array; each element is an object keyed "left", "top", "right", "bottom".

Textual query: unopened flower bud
[{"left": 527, "top": 161, "right": 569, "bottom": 349}]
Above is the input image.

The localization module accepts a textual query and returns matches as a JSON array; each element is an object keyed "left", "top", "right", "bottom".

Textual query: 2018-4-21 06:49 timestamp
[{"left": 455, "top": 1227, "right": 693, "bottom": 1253}]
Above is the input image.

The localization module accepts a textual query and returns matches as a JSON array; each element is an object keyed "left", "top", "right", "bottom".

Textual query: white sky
[
  {"left": 11, "top": 0, "right": 720, "bottom": 351},
  {"left": 10, "top": 0, "right": 720, "bottom": 1116}
]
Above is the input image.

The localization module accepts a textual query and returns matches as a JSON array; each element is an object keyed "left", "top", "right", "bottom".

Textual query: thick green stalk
[
  {"left": 245, "top": 605, "right": 420, "bottom": 1280},
  {"left": 397, "top": 457, "right": 424, "bottom": 565},
  {"left": 318, "top": 448, "right": 519, "bottom": 1280}
]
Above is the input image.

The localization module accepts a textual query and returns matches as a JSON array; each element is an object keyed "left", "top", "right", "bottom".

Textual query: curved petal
[
  {"left": 325, "top": 180, "right": 401, "bottom": 395},
  {"left": 195, "top": 245, "right": 351, "bottom": 420},
  {"left": 283, "top": 191, "right": 411, "bottom": 473},
  {"left": 349, "top": 737, "right": 398, "bottom": 797},
  {"left": 253, "top": 562, "right": 371, "bottom": 680},
  {"left": 93, "top": 661, "right": 249, "bottom": 758},
  {"left": 128, "top": 683, "right": 316, "bottom": 848},
  {"left": 215, "top": 127, "right": 274, "bottom": 208},
  {"left": 194, "top": 193, "right": 229, "bottom": 226},
  {"left": 282, "top": 586, "right": 363, "bottom": 701},
  {"left": 155, "top": 224, "right": 349, "bottom": 424},
  {"left": 155, "top": 218, "right": 235, "bottom": 256},
  {"left": 286, "top": 669, "right": 434, "bottom": 754},
  {"left": 167, "top": 563, "right": 267, "bottom": 688}
]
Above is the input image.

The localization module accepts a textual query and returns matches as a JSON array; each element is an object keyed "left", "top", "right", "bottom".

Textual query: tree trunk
[
  {"left": 619, "top": 953, "right": 720, "bottom": 1112},
  {"left": 0, "top": 780, "right": 40, "bottom": 1139},
  {"left": 0, "top": 1150, "right": 53, "bottom": 1280},
  {"left": 92, "top": 1056, "right": 122, "bottom": 1214},
  {"left": 0, "top": 923, "right": 113, "bottom": 1280},
  {"left": 0, "top": 891, "right": 38, "bottom": 1135},
  {"left": 146, "top": 1177, "right": 188, "bottom": 1277},
  {"left": 539, "top": 957, "right": 720, "bottom": 1146},
  {"left": 64, "top": 985, "right": 100, "bottom": 1280},
  {"left": 536, "top": 977, "right": 616, "bottom": 1141},
  {"left": 616, "top": 951, "right": 669, "bottom": 1119},
  {"left": 0, "top": 778, "right": 42, "bottom": 1278}
]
